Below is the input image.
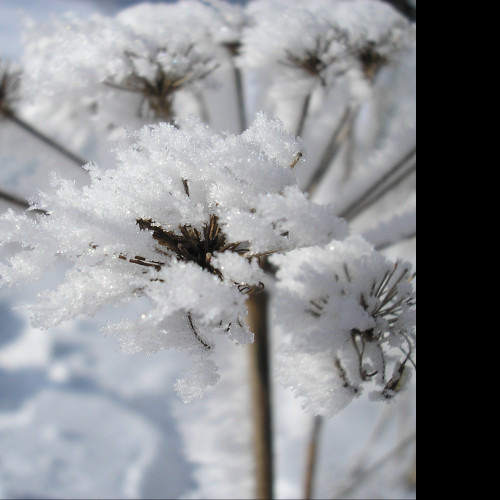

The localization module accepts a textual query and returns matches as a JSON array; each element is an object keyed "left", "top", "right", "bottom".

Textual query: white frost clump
[
  {"left": 271, "top": 236, "right": 416, "bottom": 417},
  {"left": 240, "top": 0, "right": 414, "bottom": 97},
  {"left": 20, "top": 3, "right": 219, "bottom": 134},
  {"left": 0, "top": 113, "right": 347, "bottom": 399},
  {"left": 240, "top": 0, "right": 349, "bottom": 97}
]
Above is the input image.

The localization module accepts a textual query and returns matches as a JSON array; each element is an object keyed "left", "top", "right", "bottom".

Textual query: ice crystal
[
  {"left": 271, "top": 236, "right": 416, "bottom": 416},
  {"left": 0, "top": 113, "right": 348, "bottom": 398}
]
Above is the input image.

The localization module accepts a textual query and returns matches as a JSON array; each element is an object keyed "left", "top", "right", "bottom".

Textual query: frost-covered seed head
[
  {"left": 0, "top": 58, "right": 21, "bottom": 118},
  {"left": 354, "top": 41, "right": 389, "bottom": 81},
  {"left": 104, "top": 46, "right": 218, "bottom": 122},
  {"left": 272, "top": 236, "right": 416, "bottom": 416},
  {"left": 283, "top": 32, "right": 348, "bottom": 87},
  {"left": 0, "top": 113, "right": 348, "bottom": 399},
  {"left": 134, "top": 214, "right": 250, "bottom": 283},
  {"left": 239, "top": 3, "right": 350, "bottom": 93}
]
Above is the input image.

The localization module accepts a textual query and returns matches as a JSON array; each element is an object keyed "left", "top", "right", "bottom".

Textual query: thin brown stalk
[
  {"left": 332, "top": 432, "right": 416, "bottom": 499},
  {"left": 303, "top": 416, "right": 324, "bottom": 500},
  {"left": 0, "top": 188, "right": 47, "bottom": 215},
  {"left": 195, "top": 91, "right": 211, "bottom": 124},
  {"left": 0, "top": 188, "right": 30, "bottom": 210},
  {"left": 234, "top": 64, "right": 247, "bottom": 133},
  {"left": 187, "top": 311, "right": 212, "bottom": 350},
  {"left": 247, "top": 289, "right": 274, "bottom": 500},
  {"left": 8, "top": 114, "right": 89, "bottom": 169},
  {"left": 339, "top": 147, "right": 416, "bottom": 221},
  {"left": 306, "top": 107, "right": 353, "bottom": 194},
  {"left": 296, "top": 93, "right": 312, "bottom": 138}
]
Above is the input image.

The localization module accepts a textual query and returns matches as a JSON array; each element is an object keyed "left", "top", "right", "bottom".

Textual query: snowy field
[{"left": 1, "top": 1, "right": 416, "bottom": 499}]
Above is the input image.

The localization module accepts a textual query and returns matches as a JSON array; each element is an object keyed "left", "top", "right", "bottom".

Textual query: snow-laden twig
[
  {"left": 0, "top": 188, "right": 29, "bottom": 211},
  {"left": 1, "top": 57, "right": 88, "bottom": 169},
  {"left": 339, "top": 146, "right": 416, "bottom": 220}
]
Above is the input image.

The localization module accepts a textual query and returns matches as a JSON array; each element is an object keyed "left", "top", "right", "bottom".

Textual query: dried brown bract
[
  {"left": 282, "top": 30, "right": 349, "bottom": 87},
  {"left": 136, "top": 214, "right": 251, "bottom": 280},
  {"left": 355, "top": 41, "right": 389, "bottom": 81}
]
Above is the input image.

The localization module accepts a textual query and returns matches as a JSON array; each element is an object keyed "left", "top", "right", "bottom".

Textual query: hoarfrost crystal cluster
[
  {"left": 0, "top": 113, "right": 348, "bottom": 399},
  {"left": 1, "top": 0, "right": 415, "bottom": 415},
  {"left": 272, "top": 236, "right": 416, "bottom": 417}
]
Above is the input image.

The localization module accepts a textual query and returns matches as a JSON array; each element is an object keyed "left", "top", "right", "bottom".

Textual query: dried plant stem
[
  {"left": 247, "top": 290, "right": 274, "bottom": 500},
  {"left": 340, "top": 147, "right": 416, "bottom": 221},
  {"left": 296, "top": 93, "right": 312, "bottom": 138},
  {"left": 303, "top": 415, "right": 324, "bottom": 500},
  {"left": 332, "top": 432, "right": 416, "bottom": 499},
  {"left": 233, "top": 64, "right": 247, "bottom": 133},
  {"left": 0, "top": 188, "right": 48, "bottom": 215},
  {"left": 8, "top": 113, "right": 88, "bottom": 169},
  {"left": 187, "top": 311, "right": 212, "bottom": 350},
  {"left": 375, "top": 230, "right": 417, "bottom": 251},
  {"left": 306, "top": 107, "right": 353, "bottom": 194},
  {"left": 0, "top": 188, "right": 30, "bottom": 210},
  {"left": 194, "top": 91, "right": 211, "bottom": 125},
  {"left": 342, "top": 111, "right": 358, "bottom": 182}
]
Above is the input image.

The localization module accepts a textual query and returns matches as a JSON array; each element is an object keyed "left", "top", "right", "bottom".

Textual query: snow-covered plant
[
  {"left": 0, "top": 1, "right": 416, "bottom": 498},
  {"left": 240, "top": 1, "right": 350, "bottom": 92},
  {"left": 240, "top": 0, "right": 415, "bottom": 134},
  {"left": 272, "top": 235, "right": 415, "bottom": 417},
  {"left": 20, "top": 3, "right": 220, "bottom": 135},
  {"left": 0, "top": 113, "right": 348, "bottom": 398}
]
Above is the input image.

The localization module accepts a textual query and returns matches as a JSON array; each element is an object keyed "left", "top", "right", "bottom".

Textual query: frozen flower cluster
[
  {"left": 20, "top": 1, "right": 233, "bottom": 133},
  {"left": 240, "top": 0, "right": 415, "bottom": 97},
  {"left": 271, "top": 236, "right": 416, "bottom": 416},
  {"left": 0, "top": 113, "right": 348, "bottom": 398}
]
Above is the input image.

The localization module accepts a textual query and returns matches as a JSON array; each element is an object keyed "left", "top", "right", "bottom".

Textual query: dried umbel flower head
[
  {"left": 20, "top": 5, "right": 221, "bottom": 137},
  {"left": 283, "top": 31, "right": 348, "bottom": 87},
  {"left": 330, "top": 0, "right": 415, "bottom": 82},
  {"left": 0, "top": 113, "right": 348, "bottom": 400},
  {"left": 104, "top": 46, "right": 218, "bottom": 122},
  {"left": 347, "top": 30, "right": 415, "bottom": 82},
  {"left": 0, "top": 58, "right": 21, "bottom": 118},
  {"left": 272, "top": 236, "right": 416, "bottom": 416},
  {"left": 239, "top": 2, "right": 350, "bottom": 94}
]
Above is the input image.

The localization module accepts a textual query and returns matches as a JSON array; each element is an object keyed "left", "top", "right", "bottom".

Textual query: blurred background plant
[{"left": 0, "top": 1, "right": 416, "bottom": 498}]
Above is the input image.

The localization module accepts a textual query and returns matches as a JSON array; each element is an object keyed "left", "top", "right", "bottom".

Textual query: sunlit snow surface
[{"left": 1, "top": 1, "right": 416, "bottom": 499}]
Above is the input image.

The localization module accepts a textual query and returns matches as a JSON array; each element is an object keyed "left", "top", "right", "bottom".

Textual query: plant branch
[
  {"left": 303, "top": 416, "right": 324, "bottom": 500},
  {"left": 0, "top": 188, "right": 47, "bottom": 215},
  {"left": 296, "top": 93, "right": 312, "bottom": 138},
  {"left": 0, "top": 188, "right": 30, "bottom": 210},
  {"left": 234, "top": 64, "right": 247, "bottom": 133},
  {"left": 247, "top": 289, "right": 274, "bottom": 500},
  {"left": 306, "top": 107, "right": 353, "bottom": 194},
  {"left": 7, "top": 113, "right": 89, "bottom": 169},
  {"left": 194, "top": 91, "right": 211, "bottom": 125},
  {"left": 332, "top": 432, "right": 416, "bottom": 499},
  {"left": 339, "top": 147, "right": 416, "bottom": 221},
  {"left": 375, "top": 230, "right": 416, "bottom": 251}
]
